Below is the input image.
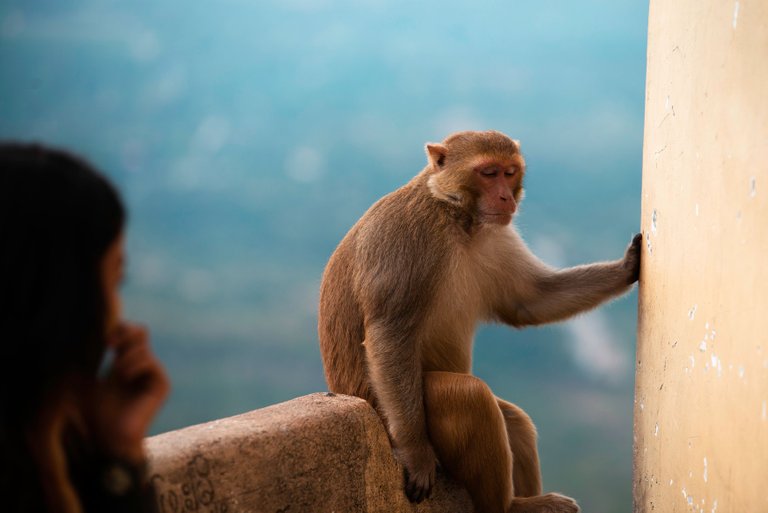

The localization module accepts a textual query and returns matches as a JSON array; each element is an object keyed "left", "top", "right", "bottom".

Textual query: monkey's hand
[
  {"left": 395, "top": 442, "right": 437, "bottom": 503},
  {"left": 621, "top": 233, "right": 642, "bottom": 285}
]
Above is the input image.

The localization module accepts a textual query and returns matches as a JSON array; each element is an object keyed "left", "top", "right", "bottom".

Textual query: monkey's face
[
  {"left": 471, "top": 156, "right": 524, "bottom": 225},
  {"left": 425, "top": 131, "right": 526, "bottom": 226}
]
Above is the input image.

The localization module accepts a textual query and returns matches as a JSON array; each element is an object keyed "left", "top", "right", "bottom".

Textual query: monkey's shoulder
[{"left": 359, "top": 182, "right": 463, "bottom": 239}]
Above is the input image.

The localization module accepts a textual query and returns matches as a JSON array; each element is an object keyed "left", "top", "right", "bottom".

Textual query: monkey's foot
[{"left": 508, "top": 492, "right": 580, "bottom": 513}]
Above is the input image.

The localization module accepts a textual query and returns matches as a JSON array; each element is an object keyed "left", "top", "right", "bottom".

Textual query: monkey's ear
[
  {"left": 425, "top": 143, "right": 448, "bottom": 171},
  {"left": 512, "top": 139, "right": 521, "bottom": 151}
]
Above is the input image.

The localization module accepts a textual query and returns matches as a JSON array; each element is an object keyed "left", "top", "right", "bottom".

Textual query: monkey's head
[{"left": 425, "top": 130, "right": 525, "bottom": 226}]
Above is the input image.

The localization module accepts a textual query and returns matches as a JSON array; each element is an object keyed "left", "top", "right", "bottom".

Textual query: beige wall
[{"left": 634, "top": 1, "right": 768, "bottom": 511}]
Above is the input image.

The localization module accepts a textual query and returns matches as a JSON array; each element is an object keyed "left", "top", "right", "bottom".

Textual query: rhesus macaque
[{"left": 318, "top": 130, "right": 640, "bottom": 513}]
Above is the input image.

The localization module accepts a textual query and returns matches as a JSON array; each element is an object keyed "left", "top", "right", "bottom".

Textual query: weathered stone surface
[{"left": 146, "top": 393, "right": 473, "bottom": 513}]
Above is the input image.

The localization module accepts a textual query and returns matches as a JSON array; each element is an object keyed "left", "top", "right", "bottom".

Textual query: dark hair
[{"left": 0, "top": 143, "right": 125, "bottom": 421}]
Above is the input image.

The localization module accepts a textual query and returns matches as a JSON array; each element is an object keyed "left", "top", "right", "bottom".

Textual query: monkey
[{"left": 318, "top": 130, "right": 641, "bottom": 513}]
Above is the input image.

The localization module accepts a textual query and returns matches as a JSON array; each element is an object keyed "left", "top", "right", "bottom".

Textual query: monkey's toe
[{"left": 542, "top": 493, "right": 580, "bottom": 513}]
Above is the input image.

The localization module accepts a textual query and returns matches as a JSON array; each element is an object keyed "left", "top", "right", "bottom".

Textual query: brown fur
[{"left": 318, "top": 130, "right": 640, "bottom": 513}]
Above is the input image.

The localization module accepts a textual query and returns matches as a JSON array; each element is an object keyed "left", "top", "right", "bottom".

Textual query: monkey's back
[{"left": 318, "top": 222, "right": 370, "bottom": 400}]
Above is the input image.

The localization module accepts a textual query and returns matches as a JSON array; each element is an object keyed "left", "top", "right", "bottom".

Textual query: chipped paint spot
[
  {"left": 683, "top": 488, "right": 688, "bottom": 499},
  {"left": 652, "top": 209, "right": 658, "bottom": 234},
  {"left": 699, "top": 340, "right": 707, "bottom": 352},
  {"left": 690, "top": 355, "right": 696, "bottom": 368},
  {"left": 750, "top": 176, "right": 757, "bottom": 197},
  {"left": 733, "top": 1, "right": 740, "bottom": 29},
  {"left": 654, "top": 423, "right": 659, "bottom": 436},
  {"left": 688, "top": 496, "right": 694, "bottom": 506},
  {"left": 739, "top": 366, "right": 745, "bottom": 379},
  {"left": 712, "top": 499, "right": 718, "bottom": 513},
  {"left": 711, "top": 354, "right": 717, "bottom": 367},
  {"left": 703, "top": 457, "right": 708, "bottom": 482},
  {"left": 695, "top": 203, "right": 700, "bottom": 216},
  {"left": 646, "top": 233, "right": 653, "bottom": 254},
  {"left": 640, "top": 401, "right": 645, "bottom": 411},
  {"left": 670, "top": 479, "right": 674, "bottom": 486},
  {"left": 665, "top": 96, "right": 671, "bottom": 111},
  {"left": 705, "top": 322, "right": 709, "bottom": 329},
  {"left": 688, "top": 304, "right": 697, "bottom": 320}
]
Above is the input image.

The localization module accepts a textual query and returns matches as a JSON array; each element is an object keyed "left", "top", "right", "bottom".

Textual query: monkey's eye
[
  {"left": 480, "top": 168, "right": 498, "bottom": 177},
  {"left": 504, "top": 170, "right": 516, "bottom": 177}
]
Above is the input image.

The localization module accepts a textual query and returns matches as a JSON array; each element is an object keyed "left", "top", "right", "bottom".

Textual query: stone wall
[{"left": 146, "top": 393, "right": 472, "bottom": 513}]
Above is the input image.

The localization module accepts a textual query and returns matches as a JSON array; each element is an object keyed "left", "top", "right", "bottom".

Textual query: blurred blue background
[{"left": 0, "top": 1, "right": 648, "bottom": 510}]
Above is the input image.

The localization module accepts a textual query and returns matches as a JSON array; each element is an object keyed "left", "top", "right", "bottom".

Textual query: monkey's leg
[
  {"left": 495, "top": 398, "right": 542, "bottom": 498},
  {"left": 423, "top": 371, "right": 514, "bottom": 513},
  {"left": 423, "top": 372, "right": 580, "bottom": 513},
  {"left": 496, "top": 398, "right": 581, "bottom": 513}
]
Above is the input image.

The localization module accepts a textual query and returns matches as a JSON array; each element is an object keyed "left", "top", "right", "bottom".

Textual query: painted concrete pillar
[{"left": 634, "top": 1, "right": 768, "bottom": 511}]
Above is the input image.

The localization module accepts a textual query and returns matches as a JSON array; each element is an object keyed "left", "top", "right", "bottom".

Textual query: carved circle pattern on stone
[{"left": 151, "top": 454, "right": 229, "bottom": 513}]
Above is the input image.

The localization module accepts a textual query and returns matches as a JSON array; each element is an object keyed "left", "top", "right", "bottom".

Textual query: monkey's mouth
[{"left": 480, "top": 212, "right": 513, "bottom": 224}]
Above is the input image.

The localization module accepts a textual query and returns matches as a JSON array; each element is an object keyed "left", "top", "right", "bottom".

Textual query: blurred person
[{"left": 0, "top": 144, "right": 169, "bottom": 513}]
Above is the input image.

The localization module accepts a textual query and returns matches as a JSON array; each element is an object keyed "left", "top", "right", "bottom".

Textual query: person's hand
[{"left": 89, "top": 322, "right": 170, "bottom": 463}]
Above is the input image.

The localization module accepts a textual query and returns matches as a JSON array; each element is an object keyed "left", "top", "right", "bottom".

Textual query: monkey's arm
[
  {"left": 364, "top": 321, "right": 436, "bottom": 502},
  {"left": 500, "top": 233, "right": 641, "bottom": 327},
  {"left": 354, "top": 208, "right": 444, "bottom": 504}
]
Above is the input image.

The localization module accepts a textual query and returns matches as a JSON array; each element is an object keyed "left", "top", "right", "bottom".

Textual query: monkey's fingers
[
  {"left": 403, "top": 466, "right": 435, "bottom": 504},
  {"left": 623, "top": 232, "right": 643, "bottom": 284}
]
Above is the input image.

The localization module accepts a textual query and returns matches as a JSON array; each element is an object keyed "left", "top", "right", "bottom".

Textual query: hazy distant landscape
[{"left": 0, "top": 1, "right": 648, "bottom": 510}]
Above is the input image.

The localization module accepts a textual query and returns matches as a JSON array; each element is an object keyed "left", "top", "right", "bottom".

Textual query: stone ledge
[{"left": 146, "top": 393, "right": 473, "bottom": 513}]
